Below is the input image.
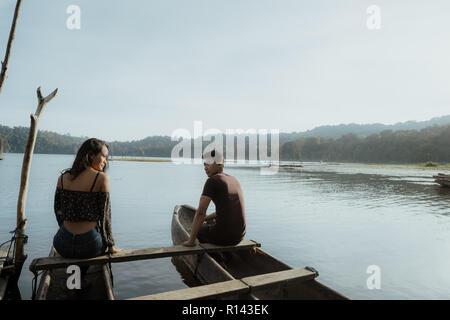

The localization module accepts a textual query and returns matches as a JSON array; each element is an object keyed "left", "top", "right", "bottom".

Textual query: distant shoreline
[
  {"left": 109, "top": 158, "right": 171, "bottom": 162},
  {"left": 1, "top": 153, "right": 450, "bottom": 171},
  {"left": 108, "top": 158, "right": 450, "bottom": 171},
  {"left": 327, "top": 162, "right": 450, "bottom": 171}
]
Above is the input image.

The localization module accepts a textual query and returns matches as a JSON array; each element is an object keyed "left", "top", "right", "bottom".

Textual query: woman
[{"left": 53, "top": 138, "right": 120, "bottom": 258}]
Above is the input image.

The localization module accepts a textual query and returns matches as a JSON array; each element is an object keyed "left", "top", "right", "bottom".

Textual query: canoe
[
  {"left": 0, "top": 242, "right": 12, "bottom": 300},
  {"left": 436, "top": 179, "right": 450, "bottom": 187},
  {"left": 433, "top": 174, "right": 450, "bottom": 187},
  {"left": 34, "top": 247, "right": 114, "bottom": 300},
  {"left": 171, "top": 204, "right": 348, "bottom": 300}
]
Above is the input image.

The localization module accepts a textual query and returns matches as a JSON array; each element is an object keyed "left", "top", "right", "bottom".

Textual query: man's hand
[
  {"left": 182, "top": 239, "right": 197, "bottom": 247},
  {"left": 183, "top": 196, "right": 211, "bottom": 247}
]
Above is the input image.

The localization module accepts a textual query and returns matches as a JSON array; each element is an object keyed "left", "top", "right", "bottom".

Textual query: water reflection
[
  {"left": 3, "top": 154, "right": 450, "bottom": 299},
  {"left": 170, "top": 257, "right": 202, "bottom": 288},
  {"left": 250, "top": 166, "right": 450, "bottom": 216}
]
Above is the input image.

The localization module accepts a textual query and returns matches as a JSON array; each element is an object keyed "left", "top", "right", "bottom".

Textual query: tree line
[
  {"left": 1, "top": 123, "right": 450, "bottom": 164},
  {"left": 281, "top": 125, "right": 450, "bottom": 163}
]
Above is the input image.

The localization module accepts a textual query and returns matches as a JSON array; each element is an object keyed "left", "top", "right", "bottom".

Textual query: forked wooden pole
[
  {"left": 0, "top": 0, "right": 23, "bottom": 96},
  {"left": 14, "top": 87, "right": 58, "bottom": 277}
]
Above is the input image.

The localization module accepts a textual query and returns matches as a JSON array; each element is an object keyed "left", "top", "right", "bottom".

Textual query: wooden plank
[
  {"left": 30, "top": 245, "right": 207, "bottom": 271},
  {"left": 36, "top": 272, "right": 51, "bottom": 300},
  {"left": 29, "top": 240, "right": 260, "bottom": 272},
  {"left": 0, "top": 276, "right": 9, "bottom": 300},
  {"left": 128, "top": 280, "right": 249, "bottom": 300},
  {"left": 199, "top": 240, "right": 261, "bottom": 253},
  {"left": 128, "top": 268, "right": 318, "bottom": 300},
  {"left": 241, "top": 268, "right": 317, "bottom": 290},
  {"left": 0, "top": 242, "right": 11, "bottom": 300},
  {"left": 102, "top": 265, "right": 115, "bottom": 300}
]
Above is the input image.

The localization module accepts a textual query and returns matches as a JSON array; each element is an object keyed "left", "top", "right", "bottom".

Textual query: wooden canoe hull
[
  {"left": 171, "top": 205, "right": 348, "bottom": 300},
  {"left": 433, "top": 174, "right": 450, "bottom": 187},
  {"left": 433, "top": 173, "right": 450, "bottom": 188},
  {"left": 436, "top": 180, "right": 450, "bottom": 187},
  {"left": 35, "top": 248, "right": 114, "bottom": 300},
  {"left": 0, "top": 242, "right": 12, "bottom": 300}
]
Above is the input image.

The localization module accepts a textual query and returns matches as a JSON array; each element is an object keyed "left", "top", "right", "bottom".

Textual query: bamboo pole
[
  {"left": 14, "top": 87, "right": 57, "bottom": 277},
  {"left": 0, "top": 0, "right": 23, "bottom": 96}
]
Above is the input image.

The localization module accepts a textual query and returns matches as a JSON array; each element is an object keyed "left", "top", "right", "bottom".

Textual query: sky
[{"left": 0, "top": 0, "right": 449, "bottom": 141}]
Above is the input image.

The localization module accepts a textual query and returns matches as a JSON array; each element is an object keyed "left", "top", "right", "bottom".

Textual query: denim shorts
[{"left": 53, "top": 224, "right": 106, "bottom": 259}]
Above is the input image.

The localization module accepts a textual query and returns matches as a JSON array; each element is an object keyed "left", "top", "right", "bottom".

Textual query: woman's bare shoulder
[
  {"left": 56, "top": 172, "right": 66, "bottom": 189},
  {"left": 98, "top": 172, "right": 110, "bottom": 192},
  {"left": 98, "top": 171, "right": 109, "bottom": 180}
]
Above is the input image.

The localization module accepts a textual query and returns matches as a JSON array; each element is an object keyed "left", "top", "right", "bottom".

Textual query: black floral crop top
[{"left": 54, "top": 172, "right": 115, "bottom": 247}]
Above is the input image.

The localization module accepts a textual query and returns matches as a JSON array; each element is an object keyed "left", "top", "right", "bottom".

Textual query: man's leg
[{"left": 196, "top": 224, "right": 213, "bottom": 243}]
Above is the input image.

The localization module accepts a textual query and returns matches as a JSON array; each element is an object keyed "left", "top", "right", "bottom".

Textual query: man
[{"left": 183, "top": 149, "right": 246, "bottom": 246}]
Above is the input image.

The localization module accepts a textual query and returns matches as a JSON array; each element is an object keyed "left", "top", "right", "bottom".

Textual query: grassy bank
[
  {"left": 108, "top": 157, "right": 450, "bottom": 171},
  {"left": 331, "top": 162, "right": 450, "bottom": 171}
]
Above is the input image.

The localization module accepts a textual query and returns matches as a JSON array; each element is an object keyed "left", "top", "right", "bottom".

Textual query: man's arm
[{"left": 183, "top": 195, "right": 211, "bottom": 247}]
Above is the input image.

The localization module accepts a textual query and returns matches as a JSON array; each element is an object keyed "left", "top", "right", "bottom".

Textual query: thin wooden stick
[
  {"left": 0, "top": 0, "right": 23, "bottom": 96},
  {"left": 14, "top": 87, "right": 58, "bottom": 274}
]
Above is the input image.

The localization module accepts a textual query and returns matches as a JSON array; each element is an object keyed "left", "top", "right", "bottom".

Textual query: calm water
[{"left": 1, "top": 153, "right": 450, "bottom": 299}]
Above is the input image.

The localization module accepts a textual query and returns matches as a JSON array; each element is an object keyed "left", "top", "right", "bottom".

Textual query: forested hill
[
  {"left": 279, "top": 115, "right": 450, "bottom": 144},
  {"left": 0, "top": 125, "right": 176, "bottom": 157},
  {"left": 1, "top": 115, "right": 450, "bottom": 163},
  {"left": 281, "top": 124, "right": 450, "bottom": 163}
]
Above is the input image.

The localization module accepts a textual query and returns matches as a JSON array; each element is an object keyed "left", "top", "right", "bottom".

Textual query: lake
[{"left": 1, "top": 153, "right": 450, "bottom": 299}]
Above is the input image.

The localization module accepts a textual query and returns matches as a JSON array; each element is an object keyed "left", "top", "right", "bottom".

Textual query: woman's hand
[{"left": 108, "top": 246, "right": 122, "bottom": 254}]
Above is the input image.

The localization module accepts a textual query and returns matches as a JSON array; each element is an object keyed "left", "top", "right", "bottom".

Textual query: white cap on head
[{"left": 203, "top": 149, "right": 224, "bottom": 165}]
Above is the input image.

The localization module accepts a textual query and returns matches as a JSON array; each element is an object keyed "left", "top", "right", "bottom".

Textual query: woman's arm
[
  {"left": 100, "top": 174, "right": 113, "bottom": 246},
  {"left": 54, "top": 175, "right": 64, "bottom": 227},
  {"left": 99, "top": 173, "right": 121, "bottom": 254}
]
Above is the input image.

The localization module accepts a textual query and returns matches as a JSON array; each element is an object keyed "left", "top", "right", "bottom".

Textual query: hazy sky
[{"left": 0, "top": 0, "right": 449, "bottom": 141}]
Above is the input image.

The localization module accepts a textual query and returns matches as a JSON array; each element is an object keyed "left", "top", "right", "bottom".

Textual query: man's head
[{"left": 203, "top": 149, "right": 224, "bottom": 177}]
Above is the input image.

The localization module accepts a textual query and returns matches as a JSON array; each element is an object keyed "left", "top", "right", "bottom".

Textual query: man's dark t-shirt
[{"left": 201, "top": 173, "right": 246, "bottom": 245}]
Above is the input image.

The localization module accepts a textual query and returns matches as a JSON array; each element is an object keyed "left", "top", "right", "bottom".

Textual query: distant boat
[
  {"left": 268, "top": 163, "right": 303, "bottom": 169},
  {"left": 433, "top": 173, "right": 450, "bottom": 187}
]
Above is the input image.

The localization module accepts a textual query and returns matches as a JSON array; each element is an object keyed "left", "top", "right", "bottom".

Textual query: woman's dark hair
[{"left": 64, "top": 138, "right": 110, "bottom": 179}]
